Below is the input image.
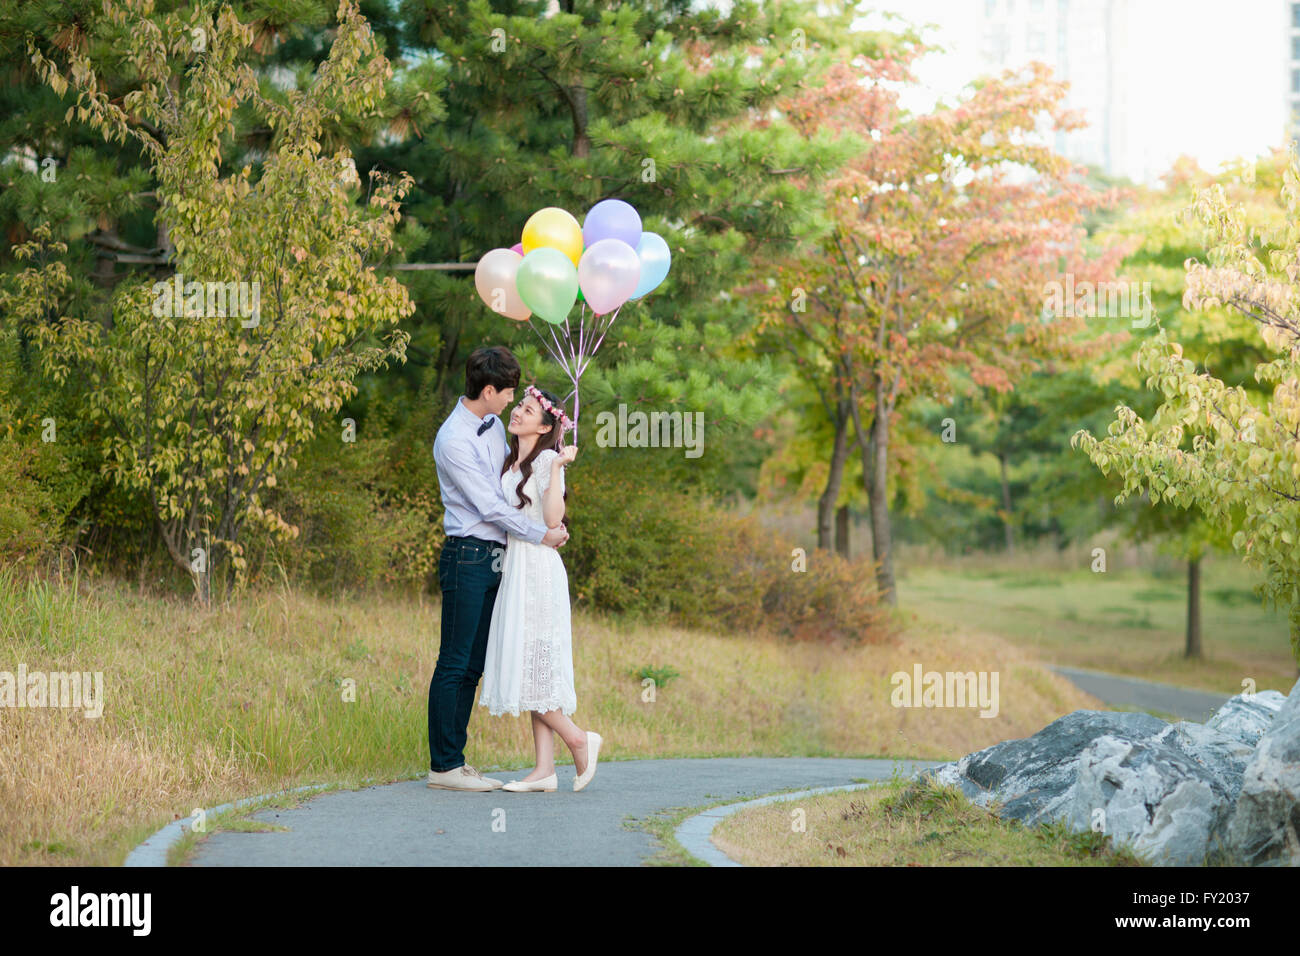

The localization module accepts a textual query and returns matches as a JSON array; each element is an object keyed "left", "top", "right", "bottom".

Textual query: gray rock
[
  {"left": 1221, "top": 678, "right": 1300, "bottom": 866},
  {"left": 1150, "top": 721, "right": 1255, "bottom": 800},
  {"left": 922, "top": 710, "right": 1169, "bottom": 823},
  {"left": 1207, "top": 690, "right": 1287, "bottom": 747},
  {"left": 925, "top": 685, "right": 1300, "bottom": 867},
  {"left": 1064, "top": 734, "right": 1234, "bottom": 866}
]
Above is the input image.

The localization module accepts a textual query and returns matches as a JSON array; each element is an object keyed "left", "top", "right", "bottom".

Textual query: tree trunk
[
  {"left": 998, "top": 450, "right": 1014, "bottom": 553},
  {"left": 1289, "top": 604, "right": 1300, "bottom": 675},
  {"left": 835, "top": 504, "right": 849, "bottom": 558},
  {"left": 816, "top": 401, "right": 850, "bottom": 550},
  {"left": 196, "top": 563, "right": 211, "bottom": 607},
  {"left": 156, "top": 217, "right": 173, "bottom": 263},
  {"left": 1185, "top": 556, "right": 1202, "bottom": 659},
  {"left": 569, "top": 83, "right": 589, "bottom": 158},
  {"left": 434, "top": 321, "right": 460, "bottom": 410},
  {"left": 868, "top": 407, "right": 896, "bottom": 604},
  {"left": 852, "top": 384, "right": 896, "bottom": 605}
]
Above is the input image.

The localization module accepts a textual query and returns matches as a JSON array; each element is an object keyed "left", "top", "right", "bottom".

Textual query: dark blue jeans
[{"left": 428, "top": 535, "right": 504, "bottom": 773}]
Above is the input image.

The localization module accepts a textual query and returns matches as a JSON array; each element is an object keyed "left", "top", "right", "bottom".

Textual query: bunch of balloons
[{"left": 474, "top": 199, "right": 671, "bottom": 442}]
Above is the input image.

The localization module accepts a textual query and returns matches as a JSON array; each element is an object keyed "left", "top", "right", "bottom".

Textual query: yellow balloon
[{"left": 522, "top": 207, "right": 583, "bottom": 267}]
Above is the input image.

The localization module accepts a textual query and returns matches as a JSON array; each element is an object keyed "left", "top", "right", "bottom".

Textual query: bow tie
[{"left": 477, "top": 418, "right": 494, "bottom": 436}]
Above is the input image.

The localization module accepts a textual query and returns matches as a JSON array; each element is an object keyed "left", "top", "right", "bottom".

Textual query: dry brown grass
[
  {"left": 710, "top": 779, "right": 1146, "bottom": 867},
  {"left": 0, "top": 567, "right": 1101, "bottom": 865}
]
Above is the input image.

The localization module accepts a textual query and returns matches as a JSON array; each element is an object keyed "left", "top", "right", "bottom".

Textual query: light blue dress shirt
[{"left": 434, "top": 396, "right": 548, "bottom": 546}]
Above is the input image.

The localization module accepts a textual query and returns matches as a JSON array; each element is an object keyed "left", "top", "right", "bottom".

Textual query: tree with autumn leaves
[
  {"left": 1076, "top": 149, "right": 1300, "bottom": 665},
  {"left": 740, "top": 54, "right": 1124, "bottom": 604}
]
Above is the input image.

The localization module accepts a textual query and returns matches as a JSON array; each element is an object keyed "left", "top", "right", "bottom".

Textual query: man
[{"left": 428, "top": 346, "right": 570, "bottom": 791}]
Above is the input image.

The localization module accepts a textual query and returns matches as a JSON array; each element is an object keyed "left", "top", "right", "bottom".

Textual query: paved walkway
[
  {"left": 1051, "top": 665, "right": 1232, "bottom": 722},
  {"left": 188, "top": 757, "right": 941, "bottom": 866},
  {"left": 164, "top": 667, "right": 1233, "bottom": 866}
]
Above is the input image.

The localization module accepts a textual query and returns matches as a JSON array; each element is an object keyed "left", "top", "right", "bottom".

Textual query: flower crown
[{"left": 525, "top": 384, "right": 573, "bottom": 441}]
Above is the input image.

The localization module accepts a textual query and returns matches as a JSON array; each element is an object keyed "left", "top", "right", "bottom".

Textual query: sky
[{"left": 852, "top": 0, "right": 1289, "bottom": 184}]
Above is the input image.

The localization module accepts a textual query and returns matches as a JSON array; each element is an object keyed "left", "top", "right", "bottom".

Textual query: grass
[
  {"left": 634, "top": 781, "right": 827, "bottom": 868},
  {"left": 709, "top": 774, "right": 1148, "bottom": 867},
  {"left": 897, "top": 546, "right": 1299, "bottom": 695},
  {"left": 0, "top": 561, "right": 1100, "bottom": 866}
]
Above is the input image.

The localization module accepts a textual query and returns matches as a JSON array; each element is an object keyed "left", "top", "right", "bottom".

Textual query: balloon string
[
  {"left": 577, "top": 303, "right": 587, "bottom": 370},
  {"left": 578, "top": 304, "right": 621, "bottom": 378},
  {"left": 571, "top": 301, "right": 584, "bottom": 377},
  {"left": 529, "top": 317, "right": 566, "bottom": 369},
  {"left": 565, "top": 303, "right": 581, "bottom": 378},
  {"left": 547, "top": 322, "right": 571, "bottom": 378}
]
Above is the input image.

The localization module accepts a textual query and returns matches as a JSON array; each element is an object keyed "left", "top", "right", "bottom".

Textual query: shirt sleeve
[{"left": 439, "top": 436, "right": 549, "bottom": 544}]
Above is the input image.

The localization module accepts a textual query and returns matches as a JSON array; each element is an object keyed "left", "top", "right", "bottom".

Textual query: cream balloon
[{"left": 474, "top": 248, "right": 531, "bottom": 321}]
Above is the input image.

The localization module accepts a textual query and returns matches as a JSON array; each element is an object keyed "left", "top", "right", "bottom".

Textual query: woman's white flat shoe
[
  {"left": 573, "top": 732, "right": 602, "bottom": 792},
  {"left": 502, "top": 773, "right": 557, "bottom": 792}
]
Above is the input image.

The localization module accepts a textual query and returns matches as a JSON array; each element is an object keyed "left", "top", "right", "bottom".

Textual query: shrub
[
  {"left": 566, "top": 458, "right": 894, "bottom": 644},
  {"left": 0, "top": 432, "right": 90, "bottom": 571},
  {"left": 0, "top": 435, "right": 62, "bottom": 563},
  {"left": 246, "top": 429, "right": 441, "bottom": 595}
]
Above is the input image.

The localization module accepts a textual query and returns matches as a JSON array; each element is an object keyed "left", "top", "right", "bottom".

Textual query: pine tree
[{"left": 369, "top": 0, "right": 914, "bottom": 490}]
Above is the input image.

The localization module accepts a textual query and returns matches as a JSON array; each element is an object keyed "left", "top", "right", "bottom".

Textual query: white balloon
[
  {"left": 475, "top": 248, "right": 530, "bottom": 321},
  {"left": 578, "top": 239, "right": 641, "bottom": 314}
]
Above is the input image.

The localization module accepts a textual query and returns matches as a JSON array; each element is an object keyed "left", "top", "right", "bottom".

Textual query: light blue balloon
[{"left": 630, "top": 231, "right": 671, "bottom": 300}]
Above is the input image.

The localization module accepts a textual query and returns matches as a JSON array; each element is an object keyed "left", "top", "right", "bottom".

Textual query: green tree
[
  {"left": 376, "top": 0, "right": 915, "bottom": 494},
  {"left": 1075, "top": 149, "right": 1300, "bottom": 665},
  {"left": 1071, "top": 153, "right": 1283, "bottom": 657},
  {"left": 8, "top": 0, "right": 414, "bottom": 601}
]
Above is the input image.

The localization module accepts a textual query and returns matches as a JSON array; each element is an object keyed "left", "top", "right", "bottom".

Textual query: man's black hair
[{"left": 466, "top": 346, "right": 521, "bottom": 400}]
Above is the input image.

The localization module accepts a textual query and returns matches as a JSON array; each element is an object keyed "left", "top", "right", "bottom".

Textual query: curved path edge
[
  {"left": 674, "top": 782, "right": 887, "bottom": 867},
  {"left": 124, "top": 783, "right": 338, "bottom": 867},
  {"left": 125, "top": 662, "right": 1225, "bottom": 867}
]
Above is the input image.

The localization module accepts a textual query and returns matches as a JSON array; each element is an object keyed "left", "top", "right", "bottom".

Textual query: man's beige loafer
[
  {"left": 426, "top": 765, "right": 503, "bottom": 791},
  {"left": 502, "top": 773, "right": 557, "bottom": 792},
  {"left": 573, "top": 732, "right": 602, "bottom": 792}
]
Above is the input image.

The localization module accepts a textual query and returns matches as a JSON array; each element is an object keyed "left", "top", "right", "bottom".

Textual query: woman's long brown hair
[{"left": 502, "top": 386, "right": 568, "bottom": 528}]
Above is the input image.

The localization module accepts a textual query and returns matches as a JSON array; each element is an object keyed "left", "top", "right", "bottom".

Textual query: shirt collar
[{"left": 458, "top": 396, "right": 495, "bottom": 432}]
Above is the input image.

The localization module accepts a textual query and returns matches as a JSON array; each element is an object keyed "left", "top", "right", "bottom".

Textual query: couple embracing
[{"left": 426, "top": 346, "right": 602, "bottom": 794}]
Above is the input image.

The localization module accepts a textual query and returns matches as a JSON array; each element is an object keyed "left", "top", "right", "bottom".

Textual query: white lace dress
[{"left": 479, "top": 448, "right": 576, "bottom": 716}]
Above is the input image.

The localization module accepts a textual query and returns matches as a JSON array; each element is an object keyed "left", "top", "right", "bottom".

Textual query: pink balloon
[
  {"left": 577, "top": 239, "right": 641, "bottom": 315},
  {"left": 475, "top": 248, "right": 531, "bottom": 321},
  {"left": 510, "top": 242, "right": 524, "bottom": 255}
]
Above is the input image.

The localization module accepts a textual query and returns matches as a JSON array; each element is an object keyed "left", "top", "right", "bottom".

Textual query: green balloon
[{"left": 516, "top": 247, "right": 578, "bottom": 325}]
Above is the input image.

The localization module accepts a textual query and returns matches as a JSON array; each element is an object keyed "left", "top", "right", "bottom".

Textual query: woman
[{"left": 478, "top": 384, "right": 602, "bottom": 792}]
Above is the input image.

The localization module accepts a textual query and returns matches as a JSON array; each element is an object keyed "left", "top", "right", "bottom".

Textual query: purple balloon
[{"left": 583, "top": 199, "right": 641, "bottom": 250}]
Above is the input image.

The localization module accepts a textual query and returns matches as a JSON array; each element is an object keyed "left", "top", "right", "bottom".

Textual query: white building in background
[
  {"left": 864, "top": 0, "right": 1284, "bottom": 185},
  {"left": 1289, "top": 0, "right": 1300, "bottom": 144},
  {"left": 974, "top": 0, "right": 1129, "bottom": 177}
]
